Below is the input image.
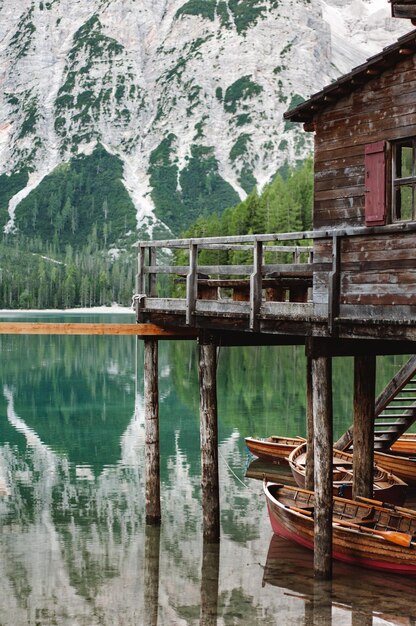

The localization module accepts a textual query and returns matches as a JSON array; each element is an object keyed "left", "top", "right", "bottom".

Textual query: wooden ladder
[{"left": 334, "top": 355, "right": 416, "bottom": 452}]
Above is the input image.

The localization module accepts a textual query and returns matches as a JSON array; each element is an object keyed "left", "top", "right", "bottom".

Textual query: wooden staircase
[
  {"left": 373, "top": 355, "right": 416, "bottom": 451},
  {"left": 334, "top": 355, "right": 416, "bottom": 452}
]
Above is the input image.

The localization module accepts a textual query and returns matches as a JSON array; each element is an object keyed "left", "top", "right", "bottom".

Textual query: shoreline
[{"left": 0, "top": 305, "right": 135, "bottom": 315}]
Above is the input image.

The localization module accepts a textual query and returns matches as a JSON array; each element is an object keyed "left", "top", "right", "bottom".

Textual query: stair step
[
  {"left": 374, "top": 430, "right": 400, "bottom": 436},
  {"left": 381, "top": 405, "right": 416, "bottom": 411},
  {"left": 400, "top": 389, "right": 416, "bottom": 393},
  {"left": 374, "top": 421, "right": 407, "bottom": 427},
  {"left": 376, "top": 413, "right": 416, "bottom": 419}
]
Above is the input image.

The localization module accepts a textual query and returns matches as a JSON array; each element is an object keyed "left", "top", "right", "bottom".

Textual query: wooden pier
[
  {"left": 4, "top": 3, "right": 416, "bottom": 582},
  {"left": 134, "top": 21, "right": 416, "bottom": 579}
]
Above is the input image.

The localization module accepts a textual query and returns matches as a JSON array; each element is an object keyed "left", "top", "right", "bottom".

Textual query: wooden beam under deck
[{"left": 0, "top": 322, "right": 199, "bottom": 338}]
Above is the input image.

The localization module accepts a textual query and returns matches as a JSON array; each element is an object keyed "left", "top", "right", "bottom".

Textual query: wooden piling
[
  {"left": 352, "top": 355, "right": 376, "bottom": 501},
  {"left": 306, "top": 356, "right": 314, "bottom": 491},
  {"left": 199, "top": 341, "right": 220, "bottom": 542},
  {"left": 312, "top": 356, "right": 333, "bottom": 579},
  {"left": 144, "top": 338, "right": 161, "bottom": 525}
]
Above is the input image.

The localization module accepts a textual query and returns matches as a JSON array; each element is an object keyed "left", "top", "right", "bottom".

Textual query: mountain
[{"left": 0, "top": 0, "right": 410, "bottom": 247}]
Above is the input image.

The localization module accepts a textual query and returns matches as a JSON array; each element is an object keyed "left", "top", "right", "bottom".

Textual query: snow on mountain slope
[{"left": 0, "top": 0, "right": 410, "bottom": 235}]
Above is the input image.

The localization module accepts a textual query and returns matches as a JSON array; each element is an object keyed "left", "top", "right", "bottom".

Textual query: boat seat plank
[{"left": 341, "top": 516, "right": 376, "bottom": 527}]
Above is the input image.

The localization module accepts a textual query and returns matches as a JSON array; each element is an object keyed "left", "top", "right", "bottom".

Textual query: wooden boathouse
[{"left": 134, "top": 8, "right": 416, "bottom": 578}]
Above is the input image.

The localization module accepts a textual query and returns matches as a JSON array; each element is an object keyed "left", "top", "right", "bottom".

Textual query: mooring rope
[{"left": 218, "top": 446, "right": 250, "bottom": 489}]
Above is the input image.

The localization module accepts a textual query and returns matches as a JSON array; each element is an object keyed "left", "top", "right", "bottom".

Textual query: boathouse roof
[{"left": 284, "top": 28, "right": 416, "bottom": 124}]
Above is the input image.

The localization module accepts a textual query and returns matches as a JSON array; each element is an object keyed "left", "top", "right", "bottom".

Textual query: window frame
[{"left": 391, "top": 137, "right": 416, "bottom": 223}]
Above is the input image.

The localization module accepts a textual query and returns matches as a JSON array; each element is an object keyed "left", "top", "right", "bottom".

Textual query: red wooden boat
[
  {"left": 264, "top": 482, "right": 416, "bottom": 575},
  {"left": 245, "top": 435, "right": 305, "bottom": 464},
  {"left": 289, "top": 441, "right": 407, "bottom": 505}
]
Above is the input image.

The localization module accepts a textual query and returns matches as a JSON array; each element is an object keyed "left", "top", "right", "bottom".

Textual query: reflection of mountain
[{"left": 0, "top": 384, "right": 283, "bottom": 625}]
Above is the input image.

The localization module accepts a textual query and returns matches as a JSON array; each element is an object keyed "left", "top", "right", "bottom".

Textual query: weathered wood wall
[{"left": 312, "top": 54, "right": 416, "bottom": 313}]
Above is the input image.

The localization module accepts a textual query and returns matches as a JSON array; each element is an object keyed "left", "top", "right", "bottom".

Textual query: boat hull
[
  {"left": 245, "top": 436, "right": 303, "bottom": 464},
  {"left": 374, "top": 450, "right": 416, "bottom": 486},
  {"left": 264, "top": 483, "right": 416, "bottom": 576}
]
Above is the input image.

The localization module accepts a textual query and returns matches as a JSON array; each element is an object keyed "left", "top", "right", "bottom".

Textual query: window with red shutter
[{"left": 364, "top": 141, "right": 387, "bottom": 226}]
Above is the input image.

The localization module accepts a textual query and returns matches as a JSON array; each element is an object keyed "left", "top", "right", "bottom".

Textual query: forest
[{"left": 0, "top": 158, "right": 312, "bottom": 308}]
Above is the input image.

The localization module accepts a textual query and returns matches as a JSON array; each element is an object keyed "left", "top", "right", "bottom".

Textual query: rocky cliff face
[{"left": 0, "top": 0, "right": 409, "bottom": 238}]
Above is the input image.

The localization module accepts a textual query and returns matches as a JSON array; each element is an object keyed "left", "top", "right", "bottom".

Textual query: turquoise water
[{"left": 0, "top": 312, "right": 413, "bottom": 625}]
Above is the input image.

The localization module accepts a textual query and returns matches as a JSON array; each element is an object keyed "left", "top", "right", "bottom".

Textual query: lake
[{"left": 0, "top": 312, "right": 415, "bottom": 625}]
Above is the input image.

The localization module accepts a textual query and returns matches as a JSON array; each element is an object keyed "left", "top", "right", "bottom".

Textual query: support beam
[
  {"left": 199, "top": 342, "right": 220, "bottom": 542},
  {"left": 144, "top": 338, "right": 161, "bottom": 525},
  {"left": 352, "top": 355, "right": 376, "bottom": 500},
  {"left": 312, "top": 356, "right": 333, "bottom": 579},
  {"left": 306, "top": 356, "right": 314, "bottom": 491}
]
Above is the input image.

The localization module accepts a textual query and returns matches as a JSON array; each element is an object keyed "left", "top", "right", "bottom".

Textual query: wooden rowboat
[
  {"left": 373, "top": 450, "right": 416, "bottom": 486},
  {"left": 289, "top": 441, "right": 407, "bottom": 505},
  {"left": 389, "top": 433, "right": 416, "bottom": 456},
  {"left": 264, "top": 482, "right": 416, "bottom": 575},
  {"left": 245, "top": 435, "right": 305, "bottom": 464}
]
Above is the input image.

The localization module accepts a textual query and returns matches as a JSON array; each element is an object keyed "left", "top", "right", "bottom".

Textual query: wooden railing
[{"left": 135, "top": 222, "right": 416, "bottom": 332}]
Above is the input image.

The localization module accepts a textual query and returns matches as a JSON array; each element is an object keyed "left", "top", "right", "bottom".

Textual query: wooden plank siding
[
  {"left": 313, "top": 231, "right": 416, "bottom": 311},
  {"left": 311, "top": 51, "right": 416, "bottom": 313}
]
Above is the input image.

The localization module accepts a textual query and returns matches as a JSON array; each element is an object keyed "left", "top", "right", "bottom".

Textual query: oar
[
  {"left": 355, "top": 495, "right": 416, "bottom": 517},
  {"left": 333, "top": 517, "right": 413, "bottom": 547}
]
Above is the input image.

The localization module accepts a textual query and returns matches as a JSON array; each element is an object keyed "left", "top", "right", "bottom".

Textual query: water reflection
[
  {"left": 0, "top": 322, "right": 415, "bottom": 625},
  {"left": 263, "top": 534, "right": 416, "bottom": 625},
  {"left": 200, "top": 541, "right": 220, "bottom": 626},
  {"left": 144, "top": 525, "right": 161, "bottom": 626}
]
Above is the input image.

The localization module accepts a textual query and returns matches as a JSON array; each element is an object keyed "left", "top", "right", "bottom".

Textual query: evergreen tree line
[
  {"left": 0, "top": 235, "right": 135, "bottom": 309},
  {"left": 0, "top": 158, "right": 313, "bottom": 308},
  {"left": 176, "top": 158, "right": 313, "bottom": 267}
]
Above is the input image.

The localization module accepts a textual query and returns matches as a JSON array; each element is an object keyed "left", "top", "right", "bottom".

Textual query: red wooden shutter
[{"left": 364, "top": 140, "right": 387, "bottom": 226}]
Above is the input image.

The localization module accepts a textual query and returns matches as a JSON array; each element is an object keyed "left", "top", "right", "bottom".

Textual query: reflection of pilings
[
  {"left": 352, "top": 613, "right": 372, "bottom": 626},
  {"left": 144, "top": 338, "right": 161, "bottom": 524},
  {"left": 312, "top": 580, "right": 332, "bottom": 626},
  {"left": 200, "top": 541, "right": 220, "bottom": 626},
  {"left": 199, "top": 342, "right": 220, "bottom": 542},
  {"left": 144, "top": 524, "right": 161, "bottom": 626}
]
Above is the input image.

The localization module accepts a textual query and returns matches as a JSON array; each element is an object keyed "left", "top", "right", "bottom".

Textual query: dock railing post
[
  {"left": 352, "top": 355, "right": 376, "bottom": 500},
  {"left": 250, "top": 240, "right": 263, "bottom": 331},
  {"left": 136, "top": 245, "right": 147, "bottom": 322},
  {"left": 186, "top": 243, "right": 198, "bottom": 326},
  {"left": 328, "top": 234, "right": 341, "bottom": 335},
  {"left": 144, "top": 338, "right": 161, "bottom": 525},
  {"left": 199, "top": 337, "right": 220, "bottom": 542}
]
